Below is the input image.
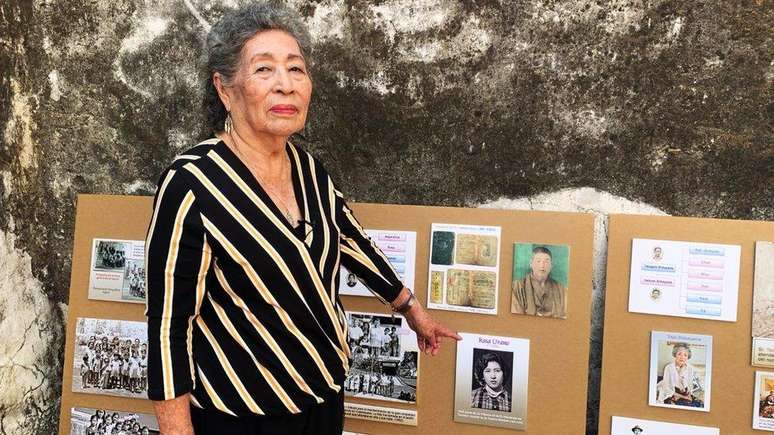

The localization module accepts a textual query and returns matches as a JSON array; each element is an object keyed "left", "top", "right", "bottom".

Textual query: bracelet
[{"left": 392, "top": 292, "right": 416, "bottom": 314}]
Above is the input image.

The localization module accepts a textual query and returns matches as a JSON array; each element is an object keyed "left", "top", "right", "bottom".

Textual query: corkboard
[
  {"left": 341, "top": 203, "right": 594, "bottom": 434},
  {"left": 59, "top": 195, "right": 595, "bottom": 434},
  {"left": 598, "top": 214, "right": 774, "bottom": 434},
  {"left": 59, "top": 194, "right": 156, "bottom": 434}
]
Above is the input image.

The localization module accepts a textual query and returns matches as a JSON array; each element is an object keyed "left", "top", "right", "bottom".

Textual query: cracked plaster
[{"left": 0, "top": 230, "right": 64, "bottom": 435}]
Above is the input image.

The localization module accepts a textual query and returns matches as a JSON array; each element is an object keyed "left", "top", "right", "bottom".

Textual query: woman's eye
[
  {"left": 290, "top": 66, "right": 306, "bottom": 73},
  {"left": 256, "top": 66, "right": 271, "bottom": 73}
]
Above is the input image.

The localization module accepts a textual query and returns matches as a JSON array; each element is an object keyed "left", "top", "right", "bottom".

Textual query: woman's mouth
[{"left": 270, "top": 105, "right": 298, "bottom": 115}]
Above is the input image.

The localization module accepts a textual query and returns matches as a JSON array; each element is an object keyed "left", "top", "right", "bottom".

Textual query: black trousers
[{"left": 191, "top": 391, "right": 344, "bottom": 435}]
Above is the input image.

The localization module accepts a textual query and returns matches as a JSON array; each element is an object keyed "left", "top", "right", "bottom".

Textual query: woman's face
[
  {"left": 482, "top": 361, "right": 504, "bottom": 389},
  {"left": 675, "top": 349, "right": 689, "bottom": 366},
  {"left": 218, "top": 29, "right": 312, "bottom": 140}
]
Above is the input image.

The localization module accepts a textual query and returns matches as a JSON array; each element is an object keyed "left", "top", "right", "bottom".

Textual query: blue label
[
  {"left": 642, "top": 264, "right": 677, "bottom": 273},
  {"left": 686, "top": 294, "right": 722, "bottom": 304},
  {"left": 689, "top": 247, "right": 725, "bottom": 256},
  {"left": 686, "top": 305, "right": 721, "bottom": 316},
  {"left": 387, "top": 255, "right": 406, "bottom": 264}
]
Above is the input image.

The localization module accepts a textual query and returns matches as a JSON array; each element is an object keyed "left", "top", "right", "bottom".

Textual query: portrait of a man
[
  {"left": 652, "top": 246, "right": 663, "bottom": 261},
  {"left": 511, "top": 244, "right": 569, "bottom": 319}
]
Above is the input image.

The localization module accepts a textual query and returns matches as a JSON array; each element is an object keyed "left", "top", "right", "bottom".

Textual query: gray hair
[
  {"left": 202, "top": 2, "right": 312, "bottom": 133},
  {"left": 672, "top": 342, "right": 692, "bottom": 358}
]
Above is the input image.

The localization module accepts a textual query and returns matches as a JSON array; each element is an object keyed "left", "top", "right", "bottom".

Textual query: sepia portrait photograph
[
  {"left": 511, "top": 243, "right": 570, "bottom": 319},
  {"left": 72, "top": 317, "right": 149, "bottom": 399},
  {"left": 649, "top": 331, "right": 712, "bottom": 412}
]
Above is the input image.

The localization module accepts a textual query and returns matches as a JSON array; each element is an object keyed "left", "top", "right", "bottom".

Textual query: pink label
[
  {"left": 641, "top": 276, "right": 676, "bottom": 287},
  {"left": 378, "top": 233, "right": 406, "bottom": 242},
  {"left": 687, "top": 280, "right": 723, "bottom": 292},
  {"left": 687, "top": 269, "right": 724, "bottom": 280},
  {"left": 688, "top": 257, "right": 725, "bottom": 268},
  {"left": 377, "top": 242, "right": 405, "bottom": 253}
]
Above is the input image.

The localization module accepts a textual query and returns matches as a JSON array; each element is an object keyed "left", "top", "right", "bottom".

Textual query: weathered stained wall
[{"left": 0, "top": 0, "right": 771, "bottom": 433}]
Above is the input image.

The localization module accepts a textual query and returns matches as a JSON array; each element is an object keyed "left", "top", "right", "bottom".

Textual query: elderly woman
[
  {"left": 470, "top": 352, "right": 511, "bottom": 412},
  {"left": 656, "top": 342, "right": 704, "bottom": 407},
  {"left": 145, "top": 3, "right": 459, "bottom": 434}
]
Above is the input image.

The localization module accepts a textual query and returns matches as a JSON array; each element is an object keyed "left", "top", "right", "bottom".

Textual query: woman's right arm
[
  {"left": 153, "top": 394, "right": 195, "bottom": 435},
  {"left": 146, "top": 168, "right": 211, "bottom": 434}
]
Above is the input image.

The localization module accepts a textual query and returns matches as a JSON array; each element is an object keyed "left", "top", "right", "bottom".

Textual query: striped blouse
[{"left": 144, "top": 138, "right": 404, "bottom": 416}]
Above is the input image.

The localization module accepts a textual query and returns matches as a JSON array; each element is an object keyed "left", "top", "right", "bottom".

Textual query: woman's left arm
[
  {"left": 394, "top": 287, "right": 462, "bottom": 355},
  {"left": 332, "top": 186, "right": 460, "bottom": 355}
]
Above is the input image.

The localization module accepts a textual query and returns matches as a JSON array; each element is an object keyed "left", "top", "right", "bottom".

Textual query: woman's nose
[{"left": 273, "top": 70, "right": 293, "bottom": 93}]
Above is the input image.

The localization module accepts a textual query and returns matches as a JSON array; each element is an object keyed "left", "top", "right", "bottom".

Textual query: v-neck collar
[{"left": 214, "top": 139, "right": 307, "bottom": 235}]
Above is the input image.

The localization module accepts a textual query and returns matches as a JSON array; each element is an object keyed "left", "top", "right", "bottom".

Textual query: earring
[{"left": 224, "top": 112, "right": 233, "bottom": 134}]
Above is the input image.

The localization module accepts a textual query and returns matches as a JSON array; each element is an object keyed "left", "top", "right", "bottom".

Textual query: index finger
[{"left": 438, "top": 325, "right": 462, "bottom": 341}]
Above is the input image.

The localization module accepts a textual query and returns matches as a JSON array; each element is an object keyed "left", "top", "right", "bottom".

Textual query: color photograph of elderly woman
[
  {"left": 470, "top": 348, "right": 513, "bottom": 412},
  {"left": 651, "top": 337, "right": 711, "bottom": 411}
]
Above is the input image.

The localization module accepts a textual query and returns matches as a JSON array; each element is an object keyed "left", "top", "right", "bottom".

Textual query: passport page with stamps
[{"left": 427, "top": 223, "right": 501, "bottom": 315}]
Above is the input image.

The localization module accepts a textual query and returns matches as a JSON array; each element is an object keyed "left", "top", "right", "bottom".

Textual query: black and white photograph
[
  {"left": 70, "top": 407, "right": 159, "bottom": 435},
  {"left": 469, "top": 348, "right": 513, "bottom": 412},
  {"left": 93, "top": 240, "right": 128, "bottom": 270},
  {"left": 344, "top": 311, "right": 419, "bottom": 404},
  {"left": 454, "top": 332, "right": 529, "bottom": 430},
  {"left": 72, "top": 317, "right": 148, "bottom": 399},
  {"left": 121, "top": 259, "right": 146, "bottom": 301},
  {"left": 89, "top": 238, "right": 147, "bottom": 304}
]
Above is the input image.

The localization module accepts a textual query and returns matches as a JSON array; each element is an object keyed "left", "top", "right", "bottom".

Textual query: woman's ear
[{"left": 213, "top": 72, "right": 231, "bottom": 112}]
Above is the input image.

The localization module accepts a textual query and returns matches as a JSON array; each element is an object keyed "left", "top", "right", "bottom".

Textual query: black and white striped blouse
[{"left": 145, "top": 138, "right": 403, "bottom": 415}]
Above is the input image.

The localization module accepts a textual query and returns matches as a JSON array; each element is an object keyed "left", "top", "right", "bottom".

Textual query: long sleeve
[
  {"left": 658, "top": 363, "right": 678, "bottom": 402},
  {"left": 145, "top": 169, "right": 211, "bottom": 401},
  {"left": 333, "top": 186, "right": 404, "bottom": 303}
]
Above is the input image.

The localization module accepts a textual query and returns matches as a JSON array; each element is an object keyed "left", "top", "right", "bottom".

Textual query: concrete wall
[{"left": 0, "top": 0, "right": 771, "bottom": 433}]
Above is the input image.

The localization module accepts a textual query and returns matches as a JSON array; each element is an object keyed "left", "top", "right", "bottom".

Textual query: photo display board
[
  {"left": 60, "top": 195, "right": 595, "bottom": 434},
  {"left": 599, "top": 214, "right": 774, "bottom": 434},
  {"left": 341, "top": 203, "right": 594, "bottom": 434},
  {"left": 59, "top": 195, "right": 156, "bottom": 435}
]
